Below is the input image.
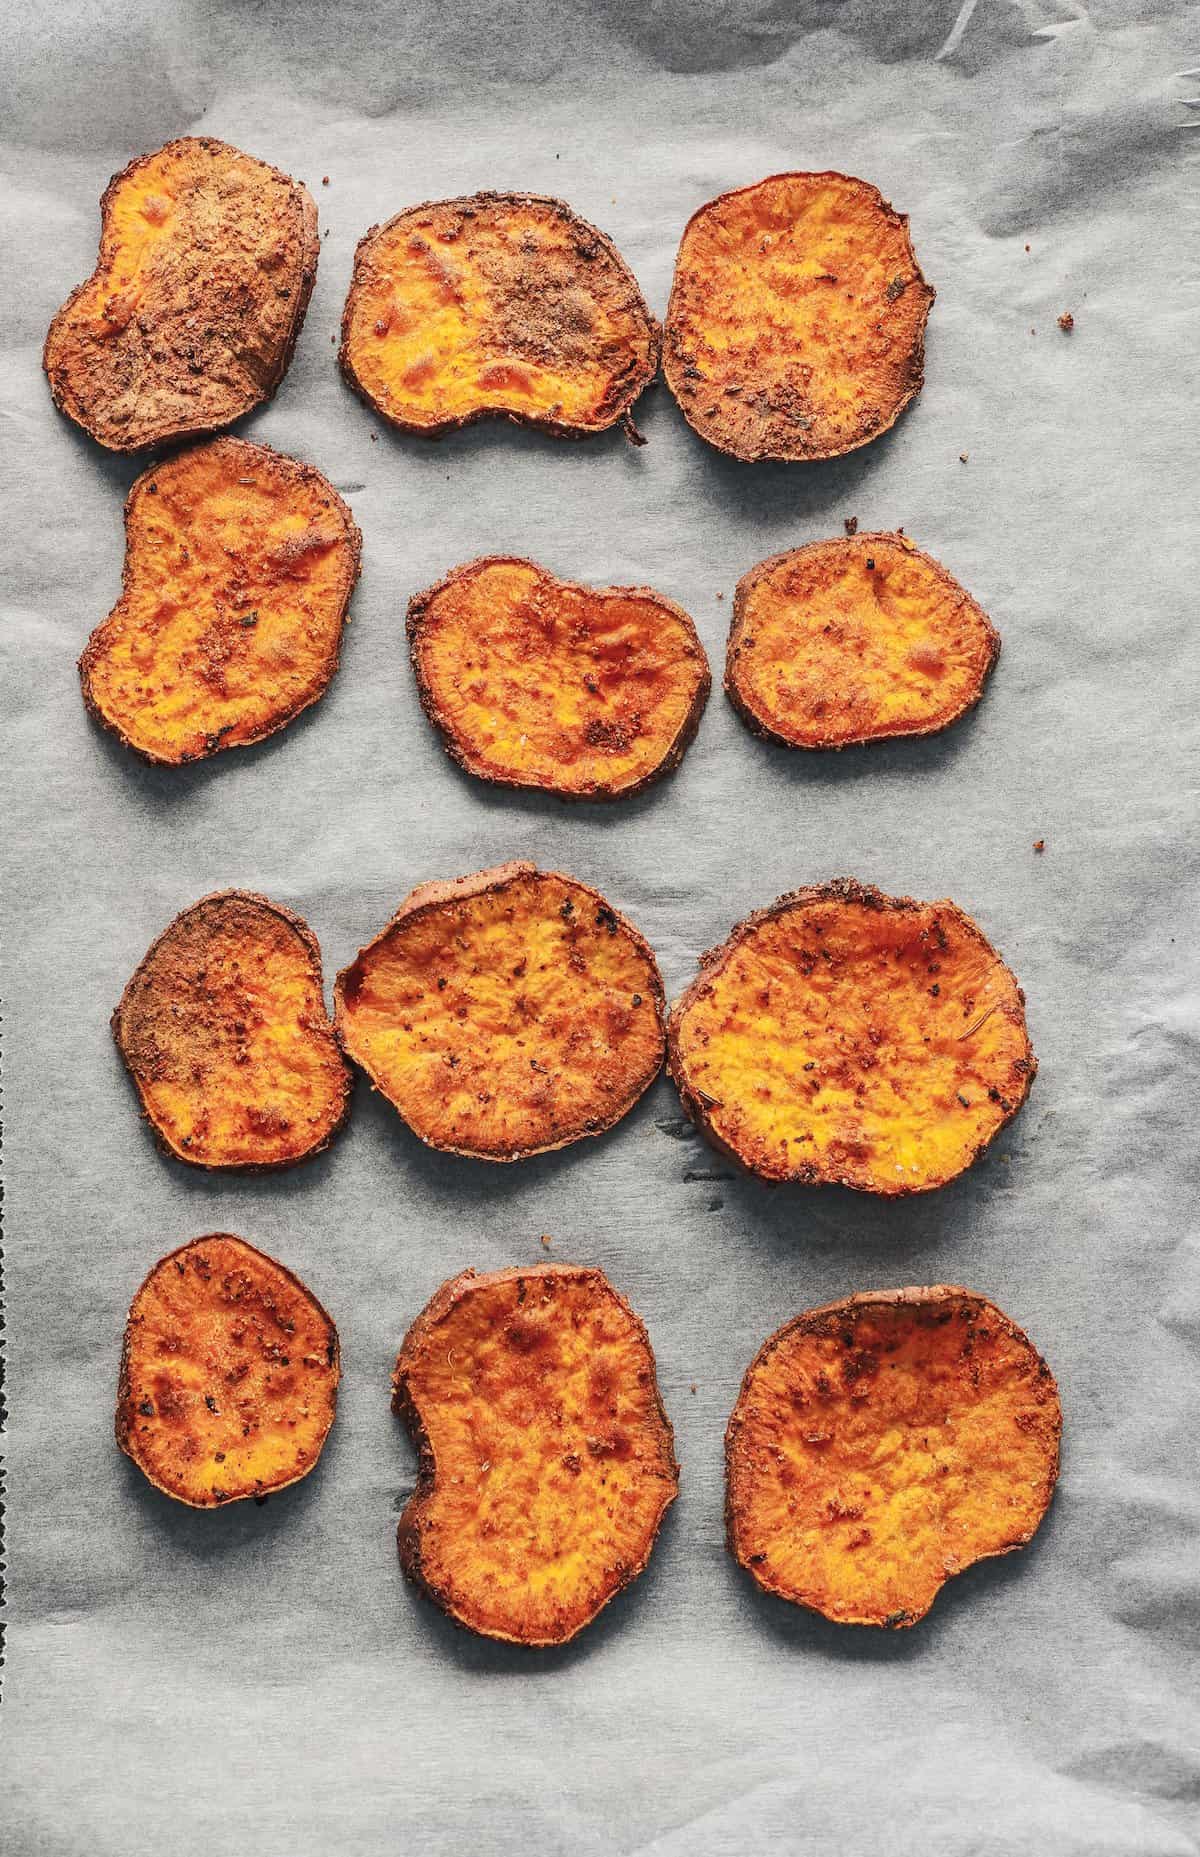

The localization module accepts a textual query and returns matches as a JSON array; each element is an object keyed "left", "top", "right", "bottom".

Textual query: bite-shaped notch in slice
[
  {"left": 726, "top": 1288, "right": 1061, "bottom": 1626},
  {"left": 394, "top": 1264, "right": 678, "bottom": 1644},
  {"left": 408, "top": 557, "right": 711, "bottom": 798},
  {"left": 335, "top": 863, "right": 665, "bottom": 1161},
  {"left": 117, "top": 1233, "right": 340, "bottom": 1507},
  {"left": 113, "top": 890, "right": 351, "bottom": 1169},
  {"left": 664, "top": 172, "right": 934, "bottom": 462},
  {"left": 668, "top": 879, "right": 1034, "bottom": 1194},
  {"left": 340, "top": 193, "right": 659, "bottom": 439},
  {"left": 80, "top": 439, "right": 361, "bottom": 765},
  {"left": 44, "top": 137, "right": 319, "bottom": 451},
  {"left": 727, "top": 534, "right": 999, "bottom": 749}
]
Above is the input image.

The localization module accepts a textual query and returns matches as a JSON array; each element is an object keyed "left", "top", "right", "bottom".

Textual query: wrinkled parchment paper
[{"left": 3, "top": 3, "right": 1199, "bottom": 1851}]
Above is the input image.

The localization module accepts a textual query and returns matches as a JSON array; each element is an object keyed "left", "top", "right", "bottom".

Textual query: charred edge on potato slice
[
  {"left": 725, "top": 1286, "right": 1061, "bottom": 1626},
  {"left": 726, "top": 533, "right": 1000, "bottom": 750},
  {"left": 667, "top": 878, "right": 1035, "bottom": 1195},
  {"left": 116, "top": 1232, "right": 341, "bottom": 1508},
  {"left": 339, "top": 192, "right": 660, "bottom": 441},
  {"left": 333, "top": 862, "right": 666, "bottom": 1162},
  {"left": 79, "top": 437, "right": 362, "bottom": 765},
  {"left": 663, "top": 171, "right": 934, "bottom": 463},
  {"left": 392, "top": 1264, "right": 679, "bottom": 1645},
  {"left": 44, "top": 137, "right": 319, "bottom": 453},
  {"left": 406, "top": 555, "right": 711, "bottom": 799},
  {"left": 113, "top": 889, "right": 352, "bottom": 1171}
]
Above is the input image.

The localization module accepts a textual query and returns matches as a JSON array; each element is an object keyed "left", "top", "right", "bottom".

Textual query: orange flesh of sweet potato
[
  {"left": 668, "top": 880, "right": 1034, "bottom": 1193},
  {"left": 80, "top": 439, "right": 360, "bottom": 764},
  {"left": 44, "top": 137, "right": 318, "bottom": 452},
  {"left": 664, "top": 172, "right": 934, "bottom": 462},
  {"left": 117, "top": 1233, "right": 340, "bottom": 1507},
  {"left": 335, "top": 863, "right": 665, "bottom": 1160},
  {"left": 408, "top": 556, "right": 711, "bottom": 798},
  {"left": 726, "top": 1288, "right": 1061, "bottom": 1626},
  {"left": 340, "top": 193, "right": 659, "bottom": 437},
  {"left": 113, "top": 891, "right": 351, "bottom": 1169},
  {"left": 394, "top": 1265, "right": 678, "bottom": 1644},
  {"left": 727, "top": 534, "right": 999, "bottom": 749}
]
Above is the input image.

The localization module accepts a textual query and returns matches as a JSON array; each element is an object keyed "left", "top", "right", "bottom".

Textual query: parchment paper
[{"left": 3, "top": 3, "right": 1198, "bottom": 1852}]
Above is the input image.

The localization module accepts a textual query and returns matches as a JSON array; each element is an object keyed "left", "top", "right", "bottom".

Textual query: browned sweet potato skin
[
  {"left": 340, "top": 192, "right": 659, "bottom": 439},
  {"left": 667, "top": 879, "right": 1035, "bottom": 1194},
  {"left": 117, "top": 1233, "right": 340, "bottom": 1508},
  {"left": 407, "top": 556, "right": 711, "bottom": 799},
  {"left": 113, "top": 890, "right": 351, "bottom": 1170},
  {"left": 393, "top": 1264, "right": 678, "bottom": 1644},
  {"left": 80, "top": 438, "right": 361, "bottom": 765},
  {"left": 664, "top": 172, "right": 934, "bottom": 462},
  {"left": 44, "top": 137, "right": 318, "bottom": 452},
  {"left": 334, "top": 862, "right": 666, "bottom": 1161},
  {"left": 726, "top": 1287, "right": 1061, "bottom": 1626}
]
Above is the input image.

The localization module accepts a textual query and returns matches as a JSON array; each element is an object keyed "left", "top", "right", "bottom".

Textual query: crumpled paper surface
[{"left": 2, "top": 3, "right": 1198, "bottom": 1852}]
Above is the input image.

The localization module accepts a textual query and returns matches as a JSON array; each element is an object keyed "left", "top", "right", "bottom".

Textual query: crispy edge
[
  {"left": 725, "top": 1285, "right": 1062, "bottom": 1626},
  {"left": 43, "top": 136, "right": 320, "bottom": 454},
  {"left": 406, "top": 555, "right": 711, "bottom": 800},
  {"left": 78, "top": 437, "right": 363, "bottom": 766},
  {"left": 115, "top": 1231, "right": 342, "bottom": 1508},
  {"left": 332, "top": 862, "right": 668, "bottom": 1162},
  {"left": 111, "top": 887, "right": 353, "bottom": 1171},
  {"left": 391, "top": 1262, "right": 680, "bottom": 1645},
  {"left": 663, "top": 170, "right": 935, "bottom": 464},
  {"left": 665, "top": 877, "right": 1036, "bottom": 1195},
  {"left": 338, "top": 191, "right": 661, "bottom": 442},
  {"left": 725, "top": 534, "right": 1001, "bottom": 750}
]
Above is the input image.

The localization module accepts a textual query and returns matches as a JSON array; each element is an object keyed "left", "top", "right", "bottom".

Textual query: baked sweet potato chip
[
  {"left": 664, "top": 172, "right": 934, "bottom": 462},
  {"left": 668, "top": 879, "right": 1034, "bottom": 1193},
  {"left": 335, "top": 862, "right": 664, "bottom": 1160},
  {"left": 44, "top": 137, "right": 318, "bottom": 451},
  {"left": 726, "top": 1287, "right": 1061, "bottom": 1626},
  {"left": 408, "top": 556, "right": 710, "bottom": 798},
  {"left": 80, "top": 438, "right": 361, "bottom": 764},
  {"left": 117, "top": 1233, "right": 340, "bottom": 1508},
  {"left": 393, "top": 1264, "right": 678, "bottom": 1644},
  {"left": 340, "top": 192, "right": 659, "bottom": 439},
  {"left": 727, "top": 533, "right": 999, "bottom": 749},
  {"left": 113, "top": 890, "right": 351, "bottom": 1169}
]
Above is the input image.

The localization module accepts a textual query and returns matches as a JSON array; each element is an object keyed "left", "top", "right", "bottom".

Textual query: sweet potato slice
[
  {"left": 408, "top": 556, "right": 710, "bottom": 798},
  {"left": 80, "top": 438, "right": 361, "bottom": 765},
  {"left": 335, "top": 863, "right": 665, "bottom": 1160},
  {"left": 726, "top": 1287, "right": 1061, "bottom": 1626},
  {"left": 117, "top": 1233, "right": 340, "bottom": 1508},
  {"left": 393, "top": 1264, "right": 678, "bottom": 1644},
  {"left": 664, "top": 172, "right": 934, "bottom": 462},
  {"left": 727, "top": 534, "right": 999, "bottom": 749},
  {"left": 44, "top": 137, "right": 318, "bottom": 452},
  {"left": 668, "top": 879, "right": 1034, "bottom": 1193},
  {"left": 340, "top": 193, "right": 659, "bottom": 439},
  {"left": 113, "top": 890, "right": 351, "bottom": 1169}
]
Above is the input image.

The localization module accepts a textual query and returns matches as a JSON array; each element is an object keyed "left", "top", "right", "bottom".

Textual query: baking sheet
[{"left": 3, "top": 2, "right": 1199, "bottom": 1851}]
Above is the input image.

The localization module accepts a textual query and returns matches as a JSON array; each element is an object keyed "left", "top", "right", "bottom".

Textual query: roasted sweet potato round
[
  {"left": 668, "top": 879, "right": 1034, "bottom": 1193},
  {"left": 407, "top": 556, "right": 711, "bottom": 799},
  {"left": 335, "top": 863, "right": 665, "bottom": 1160},
  {"left": 113, "top": 890, "right": 351, "bottom": 1169},
  {"left": 340, "top": 192, "right": 659, "bottom": 439},
  {"left": 727, "top": 533, "right": 999, "bottom": 749},
  {"left": 44, "top": 137, "right": 318, "bottom": 452},
  {"left": 117, "top": 1233, "right": 340, "bottom": 1508},
  {"left": 663, "top": 172, "right": 934, "bottom": 462},
  {"left": 726, "top": 1287, "right": 1061, "bottom": 1626},
  {"left": 80, "top": 438, "right": 360, "bottom": 765},
  {"left": 394, "top": 1264, "right": 678, "bottom": 1644}
]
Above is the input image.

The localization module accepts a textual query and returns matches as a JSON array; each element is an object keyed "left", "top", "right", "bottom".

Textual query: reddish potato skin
[{"left": 406, "top": 555, "right": 711, "bottom": 800}]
